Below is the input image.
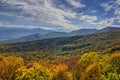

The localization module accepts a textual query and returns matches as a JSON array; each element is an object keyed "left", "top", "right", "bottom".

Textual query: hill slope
[{"left": 0, "top": 30, "right": 120, "bottom": 55}]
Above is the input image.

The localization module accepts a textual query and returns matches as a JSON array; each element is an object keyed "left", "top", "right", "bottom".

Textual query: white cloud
[
  {"left": 97, "top": 18, "right": 114, "bottom": 27},
  {"left": 1, "top": 0, "right": 81, "bottom": 30},
  {"left": 91, "top": 10, "right": 97, "bottom": 13},
  {"left": 114, "top": 0, "right": 120, "bottom": 5},
  {"left": 79, "top": 15, "right": 97, "bottom": 23},
  {"left": 0, "top": 22, "right": 59, "bottom": 30},
  {"left": 93, "top": 17, "right": 120, "bottom": 29},
  {"left": 65, "top": 0, "right": 86, "bottom": 8},
  {"left": 100, "top": 3, "right": 114, "bottom": 12},
  {"left": 114, "top": 8, "right": 120, "bottom": 15},
  {"left": 0, "top": 22, "right": 33, "bottom": 28},
  {"left": 100, "top": 0, "right": 120, "bottom": 15}
]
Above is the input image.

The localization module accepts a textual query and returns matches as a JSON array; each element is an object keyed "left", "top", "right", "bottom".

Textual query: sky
[{"left": 0, "top": 0, "right": 120, "bottom": 32}]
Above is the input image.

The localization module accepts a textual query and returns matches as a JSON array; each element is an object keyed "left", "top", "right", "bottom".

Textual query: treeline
[{"left": 0, "top": 52, "right": 120, "bottom": 80}]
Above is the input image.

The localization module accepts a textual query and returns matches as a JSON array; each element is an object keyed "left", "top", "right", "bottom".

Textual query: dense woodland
[
  {"left": 0, "top": 30, "right": 120, "bottom": 80},
  {"left": 0, "top": 52, "right": 120, "bottom": 80}
]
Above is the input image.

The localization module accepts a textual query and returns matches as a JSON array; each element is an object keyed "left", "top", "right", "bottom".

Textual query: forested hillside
[
  {"left": 0, "top": 30, "right": 120, "bottom": 55},
  {"left": 0, "top": 30, "right": 120, "bottom": 80}
]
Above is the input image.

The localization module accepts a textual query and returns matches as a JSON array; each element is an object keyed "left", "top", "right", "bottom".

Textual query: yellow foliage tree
[
  {"left": 108, "top": 52, "right": 120, "bottom": 73},
  {"left": 15, "top": 63, "right": 52, "bottom": 80},
  {"left": 73, "top": 52, "right": 99, "bottom": 80},
  {"left": 0, "top": 56, "right": 24, "bottom": 80},
  {"left": 81, "top": 63, "right": 101, "bottom": 80},
  {"left": 50, "top": 64, "right": 73, "bottom": 80},
  {"left": 100, "top": 52, "right": 120, "bottom": 80}
]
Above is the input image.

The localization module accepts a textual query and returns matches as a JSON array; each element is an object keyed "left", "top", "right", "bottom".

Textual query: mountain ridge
[
  {"left": 4, "top": 27, "right": 120, "bottom": 43},
  {"left": 0, "top": 27, "right": 53, "bottom": 41},
  {"left": 0, "top": 30, "right": 120, "bottom": 54},
  {"left": 0, "top": 26, "right": 120, "bottom": 43}
]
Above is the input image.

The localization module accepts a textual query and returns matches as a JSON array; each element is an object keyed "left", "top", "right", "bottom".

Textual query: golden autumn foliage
[
  {"left": 73, "top": 52, "right": 99, "bottom": 80},
  {"left": 0, "top": 52, "right": 120, "bottom": 80},
  {"left": 0, "top": 56, "right": 24, "bottom": 80},
  {"left": 81, "top": 63, "right": 101, "bottom": 80},
  {"left": 100, "top": 52, "right": 120, "bottom": 80},
  {"left": 16, "top": 63, "right": 52, "bottom": 80},
  {"left": 108, "top": 52, "right": 120, "bottom": 73},
  {"left": 50, "top": 64, "right": 73, "bottom": 80}
]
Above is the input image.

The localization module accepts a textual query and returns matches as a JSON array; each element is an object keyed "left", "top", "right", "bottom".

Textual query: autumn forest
[{"left": 0, "top": 30, "right": 120, "bottom": 80}]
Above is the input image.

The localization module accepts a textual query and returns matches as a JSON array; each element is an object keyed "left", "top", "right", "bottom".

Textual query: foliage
[
  {"left": 62, "top": 44, "right": 77, "bottom": 51},
  {"left": 16, "top": 63, "right": 52, "bottom": 80},
  {"left": 100, "top": 52, "right": 120, "bottom": 80},
  {"left": 81, "top": 63, "right": 101, "bottom": 80},
  {"left": 50, "top": 64, "right": 73, "bottom": 80},
  {"left": 0, "top": 56, "right": 24, "bottom": 80},
  {"left": 73, "top": 52, "right": 99, "bottom": 80},
  {"left": 0, "top": 30, "right": 120, "bottom": 55},
  {"left": 0, "top": 55, "right": 4, "bottom": 61},
  {"left": 0, "top": 51, "right": 120, "bottom": 80}
]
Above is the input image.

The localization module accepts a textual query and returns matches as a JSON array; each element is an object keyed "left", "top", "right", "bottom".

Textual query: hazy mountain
[
  {"left": 99, "top": 27, "right": 120, "bottom": 32},
  {"left": 1, "top": 27, "right": 120, "bottom": 43},
  {"left": 0, "top": 27, "right": 53, "bottom": 41},
  {"left": 1, "top": 30, "right": 120, "bottom": 53},
  {"left": 69, "top": 29, "right": 98, "bottom": 36},
  {"left": 5, "top": 32, "right": 68, "bottom": 43}
]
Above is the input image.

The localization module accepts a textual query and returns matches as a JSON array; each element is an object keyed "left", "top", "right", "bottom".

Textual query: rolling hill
[{"left": 0, "top": 30, "right": 120, "bottom": 55}]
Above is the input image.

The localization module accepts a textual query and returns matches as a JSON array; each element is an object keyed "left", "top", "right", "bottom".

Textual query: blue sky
[{"left": 0, "top": 0, "right": 120, "bottom": 31}]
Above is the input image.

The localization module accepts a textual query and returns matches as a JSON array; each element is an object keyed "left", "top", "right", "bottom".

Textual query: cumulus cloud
[
  {"left": 91, "top": 10, "right": 97, "bottom": 13},
  {"left": 92, "top": 17, "right": 120, "bottom": 29},
  {"left": 100, "top": 0, "right": 120, "bottom": 15},
  {"left": 100, "top": 3, "right": 114, "bottom": 12},
  {"left": 99, "top": 0, "right": 120, "bottom": 28},
  {"left": 0, "top": 22, "right": 61, "bottom": 30},
  {"left": 65, "top": 0, "right": 85, "bottom": 8},
  {"left": 114, "top": 8, "right": 120, "bottom": 15},
  {"left": 0, "top": 0, "right": 82, "bottom": 30},
  {"left": 0, "top": 0, "right": 120, "bottom": 30},
  {"left": 79, "top": 15, "right": 97, "bottom": 23}
]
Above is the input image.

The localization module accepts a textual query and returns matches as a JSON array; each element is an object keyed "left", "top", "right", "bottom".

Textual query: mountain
[
  {"left": 99, "top": 27, "right": 120, "bottom": 32},
  {"left": 69, "top": 29, "right": 98, "bottom": 36},
  {"left": 1, "top": 27, "right": 120, "bottom": 43},
  {"left": 0, "top": 27, "right": 53, "bottom": 41},
  {"left": 8, "top": 32, "right": 68, "bottom": 43},
  {"left": 0, "top": 30, "right": 120, "bottom": 54}
]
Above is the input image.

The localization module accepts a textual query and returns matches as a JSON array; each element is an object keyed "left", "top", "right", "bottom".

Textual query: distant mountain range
[
  {"left": 0, "top": 26, "right": 120, "bottom": 43},
  {"left": 0, "top": 27, "right": 53, "bottom": 41},
  {"left": 1, "top": 30, "right": 120, "bottom": 53}
]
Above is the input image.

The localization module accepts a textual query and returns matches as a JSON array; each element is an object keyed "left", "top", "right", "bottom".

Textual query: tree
[
  {"left": 0, "top": 56, "right": 24, "bottom": 80},
  {"left": 16, "top": 63, "right": 52, "bottom": 80},
  {"left": 73, "top": 52, "right": 99, "bottom": 80},
  {"left": 100, "top": 53, "right": 120, "bottom": 80},
  {"left": 50, "top": 64, "right": 73, "bottom": 80},
  {"left": 81, "top": 63, "right": 101, "bottom": 80}
]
